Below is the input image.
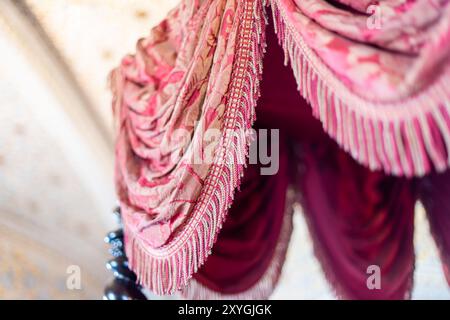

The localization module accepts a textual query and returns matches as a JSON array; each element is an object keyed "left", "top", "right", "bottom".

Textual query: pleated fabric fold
[
  {"left": 418, "top": 171, "right": 450, "bottom": 285},
  {"left": 110, "top": 0, "right": 450, "bottom": 298},
  {"left": 294, "top": 138, "right": 416, "bottom": 299},
  {"left": 183, "top": 137, "right": 294, "bottom": 299}
]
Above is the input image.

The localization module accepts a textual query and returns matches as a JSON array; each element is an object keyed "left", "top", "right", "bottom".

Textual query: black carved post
[{"left": 103, "top": 207, "right": 147, "bottom": 300}]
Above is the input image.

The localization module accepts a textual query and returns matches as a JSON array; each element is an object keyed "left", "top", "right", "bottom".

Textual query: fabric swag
[{"left": 110, "top": 0, "right": 450, "bottom": 299}]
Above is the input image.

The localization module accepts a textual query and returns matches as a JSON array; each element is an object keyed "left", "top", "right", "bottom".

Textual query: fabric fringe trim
[
  {"left": 294, "top": 180, "right": 415, "bottom": 300},
  {"left": 292, "top": 139, "right": 415, "bottom": 299},
  {"left": 124, "top": 0, "right": 268, "bottom": 296},
  {"left": 270, "top": 0, "right": 450, "bottom": 178},
  {"left": 181, "top": 188, "right": 295, "bottom": 300},
  {"left": 300, "top": 200, "right": 415, "bottom": 300}
]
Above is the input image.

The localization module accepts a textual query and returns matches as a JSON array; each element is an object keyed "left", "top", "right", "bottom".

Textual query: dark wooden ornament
[{"left": 103, "top": 207, "right": 147, "bottom": 300}]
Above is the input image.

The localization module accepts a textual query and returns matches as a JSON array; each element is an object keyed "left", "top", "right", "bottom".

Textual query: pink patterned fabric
[{"left": 110, "top": 0, "right": 450, "bottom": 298}]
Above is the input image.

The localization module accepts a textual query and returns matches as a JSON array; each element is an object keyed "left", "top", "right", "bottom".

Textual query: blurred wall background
[{"left": 0, "top": 0, "right": 448, "bottom": 299}]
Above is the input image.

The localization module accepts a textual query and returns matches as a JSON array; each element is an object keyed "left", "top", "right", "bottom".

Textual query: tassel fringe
[
  {"left": 124, "top": 0, "right": 268, "bottom": 296},
  {"left": 122, "top": 0, "right": 450, "bottom": 297},
  {"left": 270, "top": 0, "right": 450, "bottom": 178},
  {"left": 181, "top": 188, "right": 294, "bottom": 300}
]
